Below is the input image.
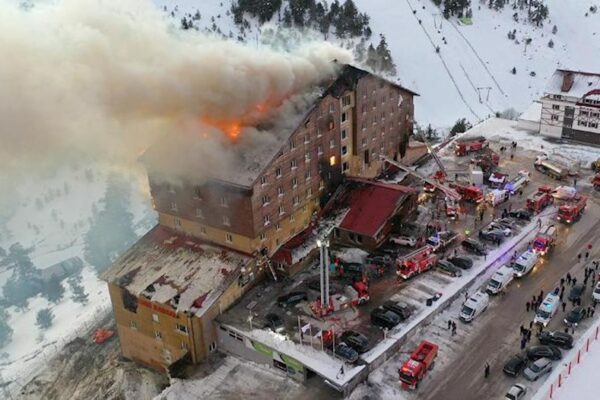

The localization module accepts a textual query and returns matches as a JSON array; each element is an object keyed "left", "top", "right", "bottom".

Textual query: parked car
[
  {"left": 593, "top": 281, "right": 600, "bottom": 303},
  {"left": 493, "top": 218, "right": 517, "bottom": 229},
  {"left": 537, "top": 331, "right": 573, "bottom": 349},
  {"left": 448, "top": 256, "right": 473, "bottom": 270},
  {"left": 505, "top": 383, "right": 527, "bottom": 400},
  {"left": 509, "top": 209, "right": 533, "bottom": 221},
  {"left": 568, "top": 284, "right": 586, "bottom": 302},
  {"left": 277, "top": 291, "right": 308, "bottom": 308},
  {"left": 390, "top": 235, "right": 417, "bottom": 247},
  {"left": 462, "top": 238, "right": 487, "bottom": 256},
  {"left": 564, "top": 306, "right": 587, "bottom": 326},
  {"left": 523, "top": 358, "right": 553, "bottom": 381},
  {"left": 371, "top": 306, "right": 401, "bottom": 329},
  {"left": 366, "top": 254, "right": 393, "bottom": 267},
  {"left": 479, "top": 228, "right": 506, "bottom": 243},
  {"left": 340, "top": 330, "right": 370, "bottom": 354},
  {"left": 436, "top": 260, "right": 463, "bottom": 277},
  {"left": 381, "top": 301, "right": 412, "bottom": 321},
  {"left": 265, "top": 313, "right": 285, "bottom": 333},
  {"left": 526, "top": 345, "right": 562, "bottom": 361},
  {"left": 333, "top": 343, "right": 359, "bottom": 363},
  {"left": 502, "top": 354, "right": 528, "bottom": 377},
  {"left": 490, "top": 221, "right": 514, "bottom": 236},
  {"left": 342, "top": 263, "right": 365, "bottom": 279}
]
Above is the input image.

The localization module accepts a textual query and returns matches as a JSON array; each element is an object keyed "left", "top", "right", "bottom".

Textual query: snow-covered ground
[{"left": 0, "top": 164, "right": 155, "bottom": 389}]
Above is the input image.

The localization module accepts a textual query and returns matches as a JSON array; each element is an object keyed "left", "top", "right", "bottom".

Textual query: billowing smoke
[{"left": 0, "top": 0, "right": 352, "bottom": 192}]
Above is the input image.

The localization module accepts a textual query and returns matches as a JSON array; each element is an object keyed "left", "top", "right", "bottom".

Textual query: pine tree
[
  {"left": 2, "top": 243, "right": 43, "bottom": 308},
  {"left": 354, "top": 40, "right": 367, "bottom": 62},
  {"left": 0, "top": 309, "right": 12, "bottom": 347},
  {"left": 433, "top": 0, "right": 443, "bottom": 5},
  {"left": 36, "top": 308, "right": 54, "bottom": 330},
  {"left": 365, "top": 44, "right": 378, "bottom": 71},
  {"left": 42, "top": 275, "right": 65, "bottom": 304},
  {"left": 450, "top": 118, "right": 471, "bottom": 136},
  {"left": 376, "top": 35, "right": 397, "bottom": 76}
]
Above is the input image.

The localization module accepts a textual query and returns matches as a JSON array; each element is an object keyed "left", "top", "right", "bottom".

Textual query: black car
[
  {"left": 448, "top": 256, "right": 473, "bottom": 270},
  {"left": 382, "top": 301, "right": 412, "bottom": 321},
  {"left": 538, "top": 331, "right": 573, "bottom": 349},
  {"left": 503, "top": 353, "right": 528, "bottom": 377},
  {"left": 340, "top": 330, "right": 370, "bottom": 354},
  {"left": 366, "top": 254, "right": 393, "bottom": 267},
  {"left": 277, "top": 291, "right": 308, "bottom": 308},
  {"left": 478, "top": 229, "right": 505, "bottom": 243},
  {"left": 342, "top": 263, "right": 365, "bottom": 279},
  {"left": 333, "top": 343, "right": 359, "bottom": 363},
  {"left": 568, "top": 285, "right": 586, "bottom": 302},
  {"left": 509, "top": 209, "right": 533, "bottom": 221},
  {"left": 526, "top": 345, "right": 562, "bottom": 361},
  {"left": 265, "top": 313, "right": 285, "bottom": 333},
  {"left": 436, "top": 260, "right": 463, "bottom": 277},
  {"left": 462, "top": 238, "right": 487, "bottom": 256},
  {"left": 307, "top": 280, "right": 339, "bottom": 295},
  {"left": 371, "top": 306, "right": 401, "bottom": 329},
  {"left": 564, "top": 306, "right": 586, "bottom": 326}
]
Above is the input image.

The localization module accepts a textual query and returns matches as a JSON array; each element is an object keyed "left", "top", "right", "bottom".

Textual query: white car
[
  {"left": 505, "top": 383, "right": 527, "bottom": 400},
  {"left": 593, "top": 281, "right": 600, "bottom": 303},
  {"left": 552, "top": 186, "right": 577, "bottom": 200},
  {"left": 390, "top": 236, "right": 417, "bottom": 247}
]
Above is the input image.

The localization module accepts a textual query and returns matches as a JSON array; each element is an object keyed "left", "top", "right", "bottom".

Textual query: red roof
[{"left": 339, "top": 183, "right": 408, "bottom": 237}]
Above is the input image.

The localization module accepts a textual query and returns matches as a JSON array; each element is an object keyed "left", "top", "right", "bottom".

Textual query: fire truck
[
  {"left": 454, "top": 136, "right": 488, "bottom": 156},
  {"left": 593, "top": 174, "right": 600, "bottom": 191},
  {"left": 310, "top": 281, "right": 370, "bottom": 317},
  {"left": 532, "top": 225, "right": 557, "bottom": 256},
  {"left": 526, "top": 186, "right": 554, "bottom": 213},
  {"left": 399, "top": 340, "right": 439, "bottom": 389},
  {"left": 471, "top": 148, "right": 500, "bottom": 178},
  {"left": 397, "top": 246, "right": 438, "bottom": 280},
  {"left": 448, "top": 182, "right": 484, "bottom": 203},
  {"left": 557, "top": 194, "right": 587, "bottom": 224},
  {"left": 534, "top": 155, "right": 569, "bottom": 180},
  {"left": 504, "top": 170, "right": 530, "bottom": 194}
]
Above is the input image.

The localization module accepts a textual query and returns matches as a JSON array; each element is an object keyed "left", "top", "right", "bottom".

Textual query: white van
[
  {"left": 460, "top": 291, "right": 490, "bottom": 322},
  {"left": 513, "top": 250, "right": 539, "bottom": 278},
  {"left": 486, "top": 265, "right": 514, "bottom": 295},
  {"left": 534, "top": 293, "right": 560, "bottom": 326}
]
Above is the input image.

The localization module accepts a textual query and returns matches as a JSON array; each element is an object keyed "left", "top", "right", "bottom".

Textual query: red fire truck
[
  {"left": 532, "top": 225, "right": 557, "bottom": 256},
  {"left": 455, "top": 136, "right": 488, "bottom": 156},
  {"left": 310, "top": 281, "right": 370, "bottom": 317},
  {"left": 557, "top": 194, "right": 587, "bottom": 224},
  {"left": 399, "top": 340, "right": 439, "bottom": 389},
  {"left": 526, "top": 186, "right": 553, "bottom": 213},
  {"left": 397, "top": 246, "right": 438, "bottom": 280},
  {"left": 449, "top": 182, "right": 484, "bottom": 203},
  {"left": 592, "top": 174, "right": 600, "bottom": 191}
]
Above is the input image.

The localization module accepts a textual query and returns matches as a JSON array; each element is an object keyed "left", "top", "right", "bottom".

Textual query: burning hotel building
[{"left": 102, "top": 64, "right": 418, "bottom": 372}]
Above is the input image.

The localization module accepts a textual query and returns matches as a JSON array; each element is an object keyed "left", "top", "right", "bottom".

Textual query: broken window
[{"left": 121, "top": 289, "right": 138, "bottom": 313}]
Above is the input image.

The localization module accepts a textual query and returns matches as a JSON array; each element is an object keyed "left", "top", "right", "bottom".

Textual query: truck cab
[
  {"left": 460, "top": 291, "right": 490, "bottom": 322},
  {"left": 532, "top": 225, "right": 557, "bottom": 256},
  {"left": 513, "top": 250, "right": 539, "bottom": 277},
  {"left": 557, "top": 195, "right": 587, "bottom": 224},
  {"left": 398, "top": 340, "right": 439, "bottom": 389},
  {"left": 486, "top": 265, "right": 514, "bottom": 295}
]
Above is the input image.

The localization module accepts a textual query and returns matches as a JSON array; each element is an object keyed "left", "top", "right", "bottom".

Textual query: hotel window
[
  {"left": 289, "top": 214, "right": 295, "bottom": 222},
  {"left": 341, "top": 112, "right": 347, "bottom": 122},
  {"left": 260, "top": 176, "right": 267, "bottom": 185},
  {"left": 551, "top": 115, "right": 559, "bottom": 121},
  {"left": 317, "top": 127, "right": 322, "bottom": 137},
  {"left": 200, "top": 226, "right": 207, "bottom": 235},
  {"left": 176, "top": 323, "right": 188, "bottom": 335},
  {"left": 341, "top": 129, "right": 347, "bottom": 139},
  {"left": 305, "top": 151, "right": 311, "bottom": 161},
  {"left": 329, "top": 103, "right": 334, "bottom": 113},
  {"left": 342, "top": 95, "right": 351, "bottom": 107},
  {"left": 278, "top": 206, "right": 285, "bottom": 215},
  {"left": 170, "top": 202, "right": 178, "bottom": 212},
  {"left": 382, "top": 95, "right": 386, "bottom": 104},
  {"left": 589, "top": 122, "right": 598, "bottom": 128},
  {"left": 277, "top": 186, "right": 284, "bottom": 196},
  {"left": 304, "top": 135, "right": 310, "bottom": 144},
  {"left": 319, "top": 180, "right": 325, "bottom": 190},
  {"left": 292, "top": 177, "right": 298, "bottom": 188},
  {"left": 553, "top": 94, "right": 562, "bottom": 100},
  {"left": 154, "top": 331, "right": 162, "bottom": 340},
  {"left": 372, "top": 117, "right": 376, "bottom": 126},
  {"left": 372, "top": 101, "right": 376, "bottom": 109},
  {"left": 289, "top": 139, "right": 296, "bottom": 150},
  {"left": 318, "top": 145, "right": 323, "bottom": 155},
  {"left": 552, "top": 104, "right": 560, "bottom": 110},
  {"left": 291, "top": 159, "right": 298, "bottom": 169},
  {"left": 195, "top": 208, "right": 204, "bottom": 219},
  {"left": 305, "top": 170, "right": 312, "bottom": 180},
  {"left": 130, "top": 321, "right": 137, "bottom": 330},
  {"left": 259, "top": 233, "right": 266, "bottom": 241},
  {"left": 193, "top": 188, "right": 203, "bottom": 201},
  {"left": 226, "top": 233, "right": 233, "bottom": 243},
  {"left": 362, "top": 137, "right": 367, "bottom": 147},
  {"left": 580, "top": 110, "right": 589, "bottom": 117},
  {"left": 578, "top": 120, "right": 588, "bottom": 127},
  {"left": 275, "top": 167, "right": 282, "bottom": 178},
  {"left": 263, "top": 214, "right": 271, "bottom": 226},
  {"left": 262, "top": 195, "right": 270, "bottom": 206},
  {"left": 330, "top": 139, "right": 335, "bottom": 148},
  {"left": 276, "top": 222, "right": 281, "bottom": 231},
  {"left": 174, "top": 218, "right": 182, "bottom": 229},
  {"left": 181, "top": 342, "right": 189, "bottom": 351},
  {"left": 152, "top": 314, "right": 160, "bottom": 323},
  {"left": 220, "top": 196, "right": 228, "bottom": 207},
  {"left": 362, "top": 89, "right": 367, "bottom": 98},
  {"left": 222, "top": 216, "right": 231, "bottom": 226},
  {"left": 306, "top": 188, "right": 313, "bottom": 198},
  {"left": 293, "top": 196, "right": 300, "bottom": 206},
  {"left": 342, "top": 146, "right": 348, "bottom": 156},
  {"left": 362, "top": 104, "right": 366, "bottom": 114}
]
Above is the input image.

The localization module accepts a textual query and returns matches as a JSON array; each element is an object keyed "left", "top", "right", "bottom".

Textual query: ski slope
[{"left": 158, "top": 0, "right": 600, "bottom": 128}]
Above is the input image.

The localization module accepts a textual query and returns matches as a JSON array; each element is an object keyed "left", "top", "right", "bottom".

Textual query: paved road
[{"left": 421, "top": 201, "right": 600, "bottom": 400}]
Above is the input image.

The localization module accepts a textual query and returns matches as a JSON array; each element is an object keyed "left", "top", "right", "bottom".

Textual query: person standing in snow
[{"left": 484, "top": 362, "right": 490, "bottom": 378}]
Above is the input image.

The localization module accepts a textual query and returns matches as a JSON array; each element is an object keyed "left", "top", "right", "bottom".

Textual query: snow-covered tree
[
  {"left": 41, "top": 275, "right": 65, "bottom": 304},
  {"left": 36, "top": 308, "right": 54, "bottom": 330},
  {"left": 0, "top": 309, "right": 12, "bottom": 348},
  {"left": 2, "top": 243, "right": 43, "bottom": 308}
]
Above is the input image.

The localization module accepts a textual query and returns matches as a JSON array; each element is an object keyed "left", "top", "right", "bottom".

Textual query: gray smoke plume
[{"left": 0, "top": 0, "right": 352, "bottom": 194}]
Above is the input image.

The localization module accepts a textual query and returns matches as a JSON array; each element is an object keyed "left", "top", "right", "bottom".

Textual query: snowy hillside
[{"left": 156, "top": 0, "right": 600, "bottom": 127}]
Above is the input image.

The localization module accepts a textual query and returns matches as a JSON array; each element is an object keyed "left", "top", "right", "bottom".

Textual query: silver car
[
  {"left": 505, "top": 383, "right": 527, "bottom": 400},
  {"left": 523, "top": 357, "right": 553, "bottom": 381}
]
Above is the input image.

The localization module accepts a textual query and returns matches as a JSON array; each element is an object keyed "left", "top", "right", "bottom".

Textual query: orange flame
[{"left": 201, "top": 117, "right": 242, "bottom": 141}]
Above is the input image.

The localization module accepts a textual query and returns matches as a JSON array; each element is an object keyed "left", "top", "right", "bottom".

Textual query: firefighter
[{"left": 484, "top": 362, "right": 490, "bottom": 378}]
